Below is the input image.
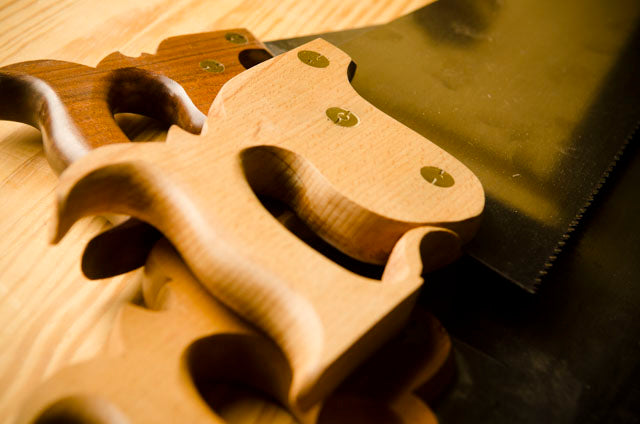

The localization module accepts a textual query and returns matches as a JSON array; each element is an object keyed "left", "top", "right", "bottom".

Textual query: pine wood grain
[
  {"left": 0, "top": 1, "right": 431, "bottom": 422},
  {"left": 52, "top": 38, "right": 482, "bottom": 416}
]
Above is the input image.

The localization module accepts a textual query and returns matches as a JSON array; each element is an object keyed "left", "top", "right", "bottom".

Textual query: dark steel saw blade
[{"left": 266, "top": 0, "right": 640, "bottom": 292}]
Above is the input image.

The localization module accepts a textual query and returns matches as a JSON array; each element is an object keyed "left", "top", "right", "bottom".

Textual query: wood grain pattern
[
  {"left": 17, "top": 239, "right": 448, "bottom": 423},
  {"left": 52, "top": 38, "right": 483, "bottom": 415},
  {"left": 0, "top": 1, "right": 430, "bottom": 422}
]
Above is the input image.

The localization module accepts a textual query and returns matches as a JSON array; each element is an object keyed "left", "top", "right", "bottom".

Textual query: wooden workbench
[{"left": 0, "top": 1, "right": 428, "bottom": 422}]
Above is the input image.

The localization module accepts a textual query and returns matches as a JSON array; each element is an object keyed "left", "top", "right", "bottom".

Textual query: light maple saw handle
[{"left": 52, "top": 38, "right": 484, "bottom": 413}]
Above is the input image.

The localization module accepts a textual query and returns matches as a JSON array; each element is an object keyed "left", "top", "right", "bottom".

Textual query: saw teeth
[{"left": 534, "top": 120, "right": 640, "bottom": 291}]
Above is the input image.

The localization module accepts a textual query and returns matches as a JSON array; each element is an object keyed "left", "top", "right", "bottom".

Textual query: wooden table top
[{"left": 0, "top": 1, "right": 429, "bottom": 422}]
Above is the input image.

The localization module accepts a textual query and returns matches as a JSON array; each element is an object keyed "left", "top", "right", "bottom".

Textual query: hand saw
[
  {"left": 49, "top": 37, "right": 482, "bottom": 416},
  {"left": 44, "top": 0, "right": 640, "bottom": 292},
  {"left": 266, "top": 0, "right": 640, "bottom": 292}
]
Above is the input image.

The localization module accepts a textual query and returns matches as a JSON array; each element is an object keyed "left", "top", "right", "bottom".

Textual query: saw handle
[
  {"left": 51, "top": 38, "right": 482, "bottom": 409},
  {"left": 0, "top": 29, "right": 269, "bottom": 173},
  {"left": 0, "top": 64, "right": 204, "bottom": 173}
]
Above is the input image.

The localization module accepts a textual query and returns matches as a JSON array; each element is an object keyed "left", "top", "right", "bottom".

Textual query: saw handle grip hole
[
  {"left": 186, "top": 333, "right": 293, "bottom": 423},
  {"left": 106, "top": 67, "right": 206, "bottom": 140},
  {"left": 240, "top": 146, "right": 385, "bottom": 280},
  {"left": 113, "top": 113, "right": 169, "bottom": 142},
  {"left": 256, "top": 196, "right": 384, "bottom": 279},
  {"left": 238, "top": 49, "right": 274, "bottom": 69}
]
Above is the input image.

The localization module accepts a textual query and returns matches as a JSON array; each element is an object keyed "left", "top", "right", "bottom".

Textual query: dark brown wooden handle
[
  {"left": 0, "top": 29, "right": 270, "bottom": 173},
  {"left": 0, "top": 62, "right": 205, "bottom": 172}
]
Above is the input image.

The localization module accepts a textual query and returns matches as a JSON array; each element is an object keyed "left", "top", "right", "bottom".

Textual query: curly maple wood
[
  {"left": 18, "top": 240, "right": 448, "bottom": 424},
  {"left": 52, "top": 39, "right": 483, "bottom": 411}
]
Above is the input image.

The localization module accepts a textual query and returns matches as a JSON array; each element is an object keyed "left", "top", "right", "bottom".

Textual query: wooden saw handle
[
  {"left": 18, "top": 240, "right": 450, "bottom": 424},
  {"left": 52, "top": 38, "right": 484, "bottom": 412},
  {"left": 0, "top": 29, "right": 269, "bottom": 173}
]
